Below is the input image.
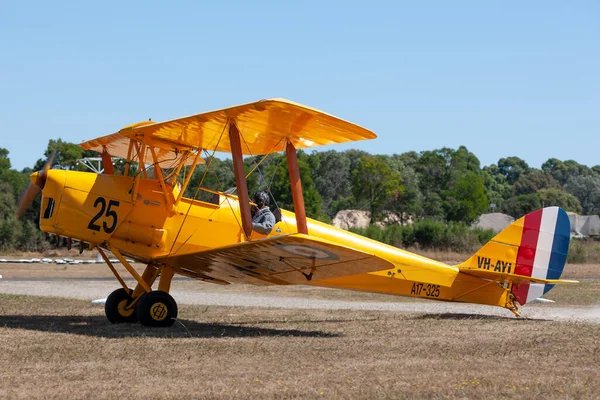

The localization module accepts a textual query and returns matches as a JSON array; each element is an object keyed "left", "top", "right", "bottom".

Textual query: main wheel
[
  {"left": 105, "top": 288, "right": 137, "bottom": 323},
  {"left": 136, "top": 290, "right": 178, "bottom": 327}
]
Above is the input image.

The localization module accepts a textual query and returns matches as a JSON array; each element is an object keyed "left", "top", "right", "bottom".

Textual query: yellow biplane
[{"left": 18, "top": 99, "right": 576, "bottom": 326}]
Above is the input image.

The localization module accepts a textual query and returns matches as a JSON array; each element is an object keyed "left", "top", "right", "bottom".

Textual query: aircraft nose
[
  {"left": 30, "top": 171, "right": 40, "bottom": 186},
  {"left": 29, "top": 169, "right": 49, "bottom": 189}
]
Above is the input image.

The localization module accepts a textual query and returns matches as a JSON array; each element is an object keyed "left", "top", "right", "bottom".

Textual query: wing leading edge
[
  {"left": 157, "top": 234, "right": 394, "bottom": 285},
  {"left": 80, "top": 99, "right": 377, "bottom": 158}
]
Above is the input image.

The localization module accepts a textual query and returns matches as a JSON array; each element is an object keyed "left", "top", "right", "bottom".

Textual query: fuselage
[
  {"left": 36, "top": 169, "right": 511, "bottom": 309},
  {"left": 38, "top": 170, "right": 451, "bottom": 275}
]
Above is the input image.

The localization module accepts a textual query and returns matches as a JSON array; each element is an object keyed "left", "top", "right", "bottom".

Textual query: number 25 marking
[{"left": 88, "top": 197, "right": 119, "bottom": 234}]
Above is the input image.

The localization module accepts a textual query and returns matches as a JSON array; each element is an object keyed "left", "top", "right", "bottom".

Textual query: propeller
[{"left": 17, "top": 152, "right": 56, "bottom": 219}]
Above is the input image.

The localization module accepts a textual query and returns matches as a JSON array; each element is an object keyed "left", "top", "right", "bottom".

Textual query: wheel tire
[
  {"left": 105, "top": 288, "right": 137, "bottom": 323},
  {"left": 136, "top": 291, "right": 178, "bottom": 327}
]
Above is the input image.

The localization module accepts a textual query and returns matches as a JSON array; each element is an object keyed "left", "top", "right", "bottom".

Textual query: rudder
[
  {"left": 510, "top": 206, "right": 570, "bottom": 304},
  {"left": 459, "top": 207, "right": 571, "bottom": 306}
]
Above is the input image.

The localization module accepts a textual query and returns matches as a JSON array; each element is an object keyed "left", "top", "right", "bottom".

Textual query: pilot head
[{"left": 253, "top": 191, "right": 270, "bottom": 209}]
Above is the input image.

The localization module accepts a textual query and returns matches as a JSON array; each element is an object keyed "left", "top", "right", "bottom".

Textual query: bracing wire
[
  {"left": 238, "top": 134, "right": 291, "bottom": 233},
  {"left": 172, "top": 123, "right": 298, "bottom": 252},
  {"left": 264, "top": 139, "right": 292, "bottom": 233},
  {"left": 167, "top": 123, "right": 227, "bottom": 255},
  {"left": 173, "top": 146, "right": 247, "bottom": 253}
]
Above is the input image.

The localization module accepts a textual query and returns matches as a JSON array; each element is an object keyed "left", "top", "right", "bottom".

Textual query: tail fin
[{"left": 459, "top": 207, "right": 575, "bottom": 305}]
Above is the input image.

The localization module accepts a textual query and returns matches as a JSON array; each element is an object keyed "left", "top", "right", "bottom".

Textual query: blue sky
[{"left": 1, "top": 1, "right": 598, "bottom": 171}]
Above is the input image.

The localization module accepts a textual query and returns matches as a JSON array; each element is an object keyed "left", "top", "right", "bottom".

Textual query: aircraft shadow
[
  {"left": 410, "top": 313, "right": 549, "bottom": 322},
  {"left": 0, "top": 315, "right": 340, "bottom": 339},
  {"left": 233, "top": 318, "right": 378, "bottom": 325}
]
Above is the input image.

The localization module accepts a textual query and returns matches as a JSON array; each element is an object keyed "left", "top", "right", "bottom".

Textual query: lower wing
[{"left": 157, "top": 234, "right": 395, "bottom": 285}]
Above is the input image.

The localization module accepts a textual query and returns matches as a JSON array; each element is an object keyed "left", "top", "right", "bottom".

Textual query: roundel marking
[{"left": 274, "top": 243, "right": 339, "bottom": 261}]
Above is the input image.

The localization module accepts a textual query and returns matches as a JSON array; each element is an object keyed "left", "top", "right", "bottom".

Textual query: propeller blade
[
  {"left": 17, "top": 183, "right": 41, "bottom": 219},
  {"left": 16, "top": 150, "right": 57, "bottom": 220},
  {"left": 43, "top": 151, "right": 56, "bottom": 174}
]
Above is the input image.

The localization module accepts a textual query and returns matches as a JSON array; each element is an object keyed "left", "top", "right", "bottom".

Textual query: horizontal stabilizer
[
  {"left": 461, "top": 269, "right": 578, "bottom": 285},
  {"left": 529, "top": 297, "right": 556, "bottom": 304},
  {"left": 157, "top": 234, "right": 394, "bottom": 285}
]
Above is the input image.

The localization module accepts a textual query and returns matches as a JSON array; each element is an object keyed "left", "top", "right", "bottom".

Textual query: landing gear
[
  {"left": 99, "top": 247, "right": 178, "bottom": 327},
  {"left": 105, "top": 288, "right": 137, "bottom": 323},
  {"left": 136, "top": 290, "right": 178, "bottom": 327},
  {"left": 506, "top": 292, "right": 522, "bottom": 317}
]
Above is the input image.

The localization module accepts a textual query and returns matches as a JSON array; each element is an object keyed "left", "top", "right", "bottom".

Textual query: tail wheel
[
  {"left": 136, "top": 290, "right": 178, "bottom": 327},
  {"left": 105, "top": 288, "right": 137, "bottom": 323}
]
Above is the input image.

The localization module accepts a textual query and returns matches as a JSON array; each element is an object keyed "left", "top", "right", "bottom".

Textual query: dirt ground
[
  {"left": 0, "top": 295, "right": 598, "bottom": 399},
  {"left": 0, "top": 260, "right": 598, "bottom": 399},
  {"left": 0, "top": 261, "right": 597, "bottom": 305}
]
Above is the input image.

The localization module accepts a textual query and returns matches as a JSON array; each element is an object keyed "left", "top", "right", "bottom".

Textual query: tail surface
[{"left": 459, "top": 207, "right": 575, "bottom": 305}]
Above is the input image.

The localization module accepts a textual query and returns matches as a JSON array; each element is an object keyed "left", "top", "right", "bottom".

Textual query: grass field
[
  {"left": 1, "top": 261, "right": 598, "bottom": 305},
  {"left": 0, "top": 259, "right": 599, "bottom": 399},
  {"left": 1, "top": 293, "right": 599, "bottom": 399}
]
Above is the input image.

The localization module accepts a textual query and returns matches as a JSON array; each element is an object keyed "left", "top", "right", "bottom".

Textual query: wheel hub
[
  {"left": 150, "top": 302, "right": 168, "bottom": 321},
  {"left": 117, "top": 299, "right": 135, "bottom": 317}
]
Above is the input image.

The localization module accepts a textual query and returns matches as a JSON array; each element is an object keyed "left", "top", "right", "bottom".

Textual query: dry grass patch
[
  {"left": 406, "top": 248, "right": 471, "bottom": 263},
  {"left": 0, "top": 249, "right": 100, "bottom": 259},
  {"left": 0, "top": 294, "right": 599, "bottom": 399},
  {"left": 544, "top": 264, "right": 600, "bottom": 306},
  {"left": 2, "top": 262, "right": 598, "bottom": 307},
  {"left": 0, "top": 262, "right": 147, "bottom": 279},
  {"left": 562, "top": 263, "right": 600, "bottom": 280},
  {"left": 544, "top": 281, "right": 600, "bottom": 306}
]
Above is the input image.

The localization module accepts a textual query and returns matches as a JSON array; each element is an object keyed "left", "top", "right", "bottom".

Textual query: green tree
[
  {"left": 352, "top": 155, "right": 402, "bottom": 223},
  {"left": 33, "top": 139, "right": 98, "bottom": 171},
  {"left": 396, "top": 151, "right": 419, "bottom": 169},
  {"left": 16, "top": 220, "right": 46, "bottom": 251},
  {"left": 502, "top": 194, "right": 541, "bottom": 218},
  {"left": 482, "top": 164, "right": 514, "bottom": 211},
  {"left": 184, "top": 158, "right": 236, "bottom": 201},
  {"left": 415, "top": 147, "right": 455, "bottom": 194},
  {"left": 0, "top": 182, "right": 21, "bottom": 250},
  {"left": 0, "top": 148, "right": 29, "bottom": 200},
  {"left": 513, "top": 170, "right": 560, "bottom": 195},
  {"left": 0, "top": 148, "right": 11, "bottom": 172},
  {"left": 537, "top": 188, "right": 582, "bottom": 213},
  {"left": 497, "top": 156, "right": 530, "bottom": 185},
  {"left": 345, "top": 149, "right": 370, "bottom": 174},
  {"left": 309, "top": 150, "right": 352, "bottom": 217},
  {"left": 388, "top": 155, "right": 423, "bottom": 223},
  {"left": 542, "top": 158, "right": 592, "bottom": 185},
  {"left": 565, "top": 175, "right": 600, "bottom": 214},
  {"left": 265, "top": 151, "right": 323, "bottom": 219},
  {"left": 452, "top": 145, "right": 482, "bottom": 173},
  {"left": 0, "top": 183, "right": 16, "bottom": 220},
  {"left": 442, "top": 172, "right": 489, "bottom": 223},
  {"left": 415, "top": 148, "right": 455, "bottom": 219},
  {"left": 415, "top": 146, "right": 487, "bottom": 222},
  {"left": 0, "top": 149, "right": 42, "bottom": 235},
  {"left": 1, "top": 169, "right": 29, "bottom": 199},
  {"left": 421, "top": 192, "right": 444, "bottom": 220}
]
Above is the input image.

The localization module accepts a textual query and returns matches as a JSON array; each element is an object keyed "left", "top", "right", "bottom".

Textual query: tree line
[
  {"left": 1, "top": 139, "right": 599, "bottom": 252},
  {"left": 188, "top": 146, "right": 599, "bottom": 224}
]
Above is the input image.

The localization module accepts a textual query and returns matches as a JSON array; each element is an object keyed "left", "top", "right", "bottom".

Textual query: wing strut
[
  {"left": 229, "top": 120, "right": 253, "bottom": 239},
  {"left": 286, "top": 141, "right": 308, "bottom": 234},
  {"left": 101, "top": 147, "right": 114, "bottom": 175}
]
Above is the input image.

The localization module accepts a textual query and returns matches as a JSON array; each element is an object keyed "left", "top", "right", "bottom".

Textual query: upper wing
[
  {"left": 80, "top": 121, "right": 204, "bottom": 167},
  {"left": 156, "top": 234, "right": 394, "bottom": 285},
  {"left": 80, "top": 98, "right": 376, "bottom": 157}
]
